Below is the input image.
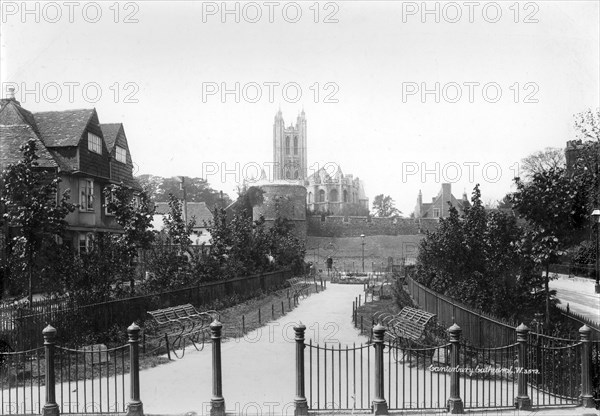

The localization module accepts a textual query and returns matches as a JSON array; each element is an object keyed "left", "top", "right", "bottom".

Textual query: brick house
[
  {"left": 414, "top": 183, "right": 471, "bottom": 219},
  {"left": 0, "top": 91, "right": 141, "bottom": 272}
]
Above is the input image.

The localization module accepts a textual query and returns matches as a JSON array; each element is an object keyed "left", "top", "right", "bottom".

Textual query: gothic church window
[
  {"left": 330, "top": 189, "right": 338, "bottom": 202},
  {"left": 308, "top": 192, "right": 313, "bottom": 203},
  {"left": 285, "top": 136, "right": 290, "bottom": 154},
  {"left": 343, "top": 190, "right": 348, "bottom": 203},
  {"left": 294, "top": 136, "right": 298, "bottom": 155},
  {"left": 319, "top": 190, "right": 325, "bottom": 202},
  {"left": 294, "top": 170, "right": 299, "bottom": 179}
]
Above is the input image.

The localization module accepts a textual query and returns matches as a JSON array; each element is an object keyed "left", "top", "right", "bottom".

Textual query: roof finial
[{"left": 6, "top": 87, "right": 15, "bottom": 100}]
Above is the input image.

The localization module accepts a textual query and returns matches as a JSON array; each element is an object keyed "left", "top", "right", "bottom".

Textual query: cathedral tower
[{"left": 273, "top": 109, "right": 307, "bottom": 181}]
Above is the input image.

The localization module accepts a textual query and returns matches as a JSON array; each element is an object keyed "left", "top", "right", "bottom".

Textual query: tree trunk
[{"left": 544, "top": 263, "right": 550, "bottom": 328}]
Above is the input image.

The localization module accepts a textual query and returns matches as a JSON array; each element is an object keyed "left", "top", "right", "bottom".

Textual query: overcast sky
[{"left": 1, "top": 1, "right": 599, "bottom": 215}]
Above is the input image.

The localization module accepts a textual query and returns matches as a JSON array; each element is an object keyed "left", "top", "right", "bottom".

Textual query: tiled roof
[
  {"left": 0, "top": 99, "right": 39, "bottom": 133},
  {"left": 100, "top": 123, "right": 122, "bottom": 153},
  {"left": 154, "top": 202, "right": 214, "bottom": 226},
  {"left": 0, "top": 125, "right": 58, "bottom": 170},
  {"left": 33, "top": 109, "right": 95, "bottom": 147}
]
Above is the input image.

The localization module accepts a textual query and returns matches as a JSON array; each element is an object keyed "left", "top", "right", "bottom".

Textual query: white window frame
[
  {"left": 78, "top": 232, "right": 94, "bottom": 253},
  {"left": 79, "top": 179, "right": 94, "bottom": 211},
  {"left": 88, "top": 132, "right": 102, "bottom": 154},
  {"left": 105, "top": 188, "right": 116, "bottom": 216},
  {"left": 115, "top": 146, "right": 127, "bottom": 163}
]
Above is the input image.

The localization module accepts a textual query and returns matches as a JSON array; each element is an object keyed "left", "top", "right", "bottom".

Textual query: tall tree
[
  {"left": 520, "top": 147, "right": 565, "bottom": 180},
  {"left": 371, "top": 194, "right": 401, "bottom": 217},
  {"left": 511, "top": 167, "right": 587, "bottom": 325},
  {"left": 1, "top": 139, "right": 75, "bottom": 302}
]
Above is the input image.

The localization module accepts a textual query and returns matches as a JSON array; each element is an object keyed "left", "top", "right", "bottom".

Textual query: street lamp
[
  {"left": 361, "top": 234, "right": 365, "bottom": 273},
  {"left": 592, "top": 209, "right": 600, "bottom": 294}
]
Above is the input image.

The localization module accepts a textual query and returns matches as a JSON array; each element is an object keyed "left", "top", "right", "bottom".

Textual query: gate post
[
  {"left": 372, "top": 323, "right": 388, "bottom": 415},
  {"left": 447, "top": 324, "right": 464, "bottom": 414},
  {"left": 579, "top": 325, "right": 595, "bottom": 408},
  {"left": 515, "top": 323, "right": 532, "bottom": 410},
  {"left": 210, "top": 320, "right": 225, "bottom": 416},
  {"left": 42, "top": 325, "right": 59, "bottom": 416},
  {"left": 127, "top": 323, "right": 144, "bottom": 416},
  {"left": 294, "top": 323, "right": 308, "bottom": 416}
]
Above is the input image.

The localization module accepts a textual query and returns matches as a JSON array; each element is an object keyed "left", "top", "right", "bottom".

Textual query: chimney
[{"left": 1, "top": 87, "right": 20, "bottom": 106}]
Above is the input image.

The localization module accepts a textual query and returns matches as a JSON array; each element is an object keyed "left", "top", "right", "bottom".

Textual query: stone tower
[{"left": 272, "top": 109, "right": 307, "bottom": 181}]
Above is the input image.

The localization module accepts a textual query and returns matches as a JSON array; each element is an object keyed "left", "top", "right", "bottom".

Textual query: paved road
[{"left": 548, "top": 274, "right": 600, "bottom": 324}]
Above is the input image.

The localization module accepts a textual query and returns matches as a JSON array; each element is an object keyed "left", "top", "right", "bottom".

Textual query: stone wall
[
  {"left": 252, "top": 183, "right": 307, "bottom": 240},
  {"left": 307, "top": 215, "right": 439, "bottom": 237}
]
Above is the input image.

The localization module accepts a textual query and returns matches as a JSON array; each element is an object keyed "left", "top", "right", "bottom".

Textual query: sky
[{"left": 1, "top": 0, "right": 599, "bottom": 215}]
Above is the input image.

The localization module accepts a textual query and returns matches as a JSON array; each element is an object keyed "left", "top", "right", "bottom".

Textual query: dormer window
[
  {"left": 115, "top": 146, "right": 127, "bottom": 163},
  {"left": 88, "top": 132, "right": 102, "bottom": 154}
]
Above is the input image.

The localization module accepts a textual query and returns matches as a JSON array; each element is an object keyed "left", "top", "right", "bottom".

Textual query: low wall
[{"left": 307, "top": 215, "right": 439, "bottom": 237}]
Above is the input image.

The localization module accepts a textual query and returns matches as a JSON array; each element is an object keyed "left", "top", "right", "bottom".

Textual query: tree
[
  {"left": 371, "top": 194, "right": 401, "bottom": 217},
  {"left": 415, "top": 185, "right": 536, "bottom": 319},
  {"left": 520, "top": 147, "right": 565, "bottom": 180},
  {"left": 1, "top": 139, "right": 75, "bottom": 302},
  {"left": 142, "top": 193, "right": 198, "bottom": 291},
  {"left": 136, "top": 175, "right": 231, "bottom": 208},
  {"left": 510, "top": 167, "right": 587, "bottom": 326}
]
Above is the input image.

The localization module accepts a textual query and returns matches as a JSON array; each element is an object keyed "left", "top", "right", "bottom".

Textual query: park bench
[
  {"left": 288, "top": 277, "right": 312, "bottom": 299},
  {"left": 145, "top": 304, "right": 217, "bottom": 359},
  {"left": 374, "top": 307, "right": 439, "bottom": 362}
]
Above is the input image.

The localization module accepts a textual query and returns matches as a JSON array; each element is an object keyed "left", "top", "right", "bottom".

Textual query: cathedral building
[{"left": 271, "top": 110, "right": 369, "bottom": 216}]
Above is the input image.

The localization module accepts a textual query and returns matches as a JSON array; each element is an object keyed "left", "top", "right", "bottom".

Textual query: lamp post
[
  {"left": 361, "top": 234, "right": 365, "bottom": 273},
  {"left": 592, "top": 209, "right": 600, "bottom": 294}
]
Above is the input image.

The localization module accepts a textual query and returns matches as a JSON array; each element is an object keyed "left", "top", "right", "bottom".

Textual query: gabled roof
[
  {"left": 33, "top": 109, "right": 96, "bottom": 147},
  {"left": 100, "top": 123, "right": 123, "bottom": 153},
  {"left": 0, "top": 125, "right": 58, "bottom": 170},
  {"left": 154, "top": 202, "right": 214, "bottom": 226}
]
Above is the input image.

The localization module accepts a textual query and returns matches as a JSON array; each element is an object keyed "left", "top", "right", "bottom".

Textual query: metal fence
[
  {"left": 0, "top": 269, "right": 292, "bottom": 351},
  {"left": 0, "top": 324, "right": 140, "bottom": 416},
  {"left": 406, "top": 275, "right": 600, "bottom": 345},
  {"left": 292, "top": 323, "right": 598, "bottom": 414}
]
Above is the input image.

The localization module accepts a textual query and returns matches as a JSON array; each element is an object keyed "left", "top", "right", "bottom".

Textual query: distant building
[
  {"left": 565, "top": 139, "right": 599, "bottom": 174},
  {"left": 271, "top": 110, "right": 368, "bottom": 215},
  {"left": 152, "top": 201, "right": 213, "bottom": 247},
  {"left": 414, "top": 183, "right": 471, "bottom": 219}
]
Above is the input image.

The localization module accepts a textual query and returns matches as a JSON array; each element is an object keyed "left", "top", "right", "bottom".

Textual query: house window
[
  {"left": 88, "top": 132, "right": 102, "bottom": 154},
  {"left": 105, "top": 188, "right": 115, "bottom": 216},
  {"left": 115, "top": 146, "right": 127, "bottom": 163},
  {"left": 78, "top": 233, "right": 94, "bottom": 253},
  {"left": 79, "top": 179, "right": 94, "bottom": 211},
  {"left": 433, "top": 208, "right": 440, "bottom": 218}
]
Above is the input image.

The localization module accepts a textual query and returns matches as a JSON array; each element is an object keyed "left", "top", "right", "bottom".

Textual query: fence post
[
  {"left": 210, "top": 320, "right": 225, "bottom": 416},
  {"left": 294, "top": 323, "right": 308, "bottom": 416},
  {"left": 515, "top": 323, "right": 531, "bottom": 410},
  {"left": 447, "top": 324, "right": 464, "bottom": 414},
  {"left": 126, "top": 323, "right": 144, "bottom": 416},
  {"left": 372, "top": 323, "right": 388, "bottom": 415},
  {"left": 42, "top": 325, "right": 59, "bottom": 416},
  {"left": 579, "top": 325, "right": 595, "bottom": 408}
]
